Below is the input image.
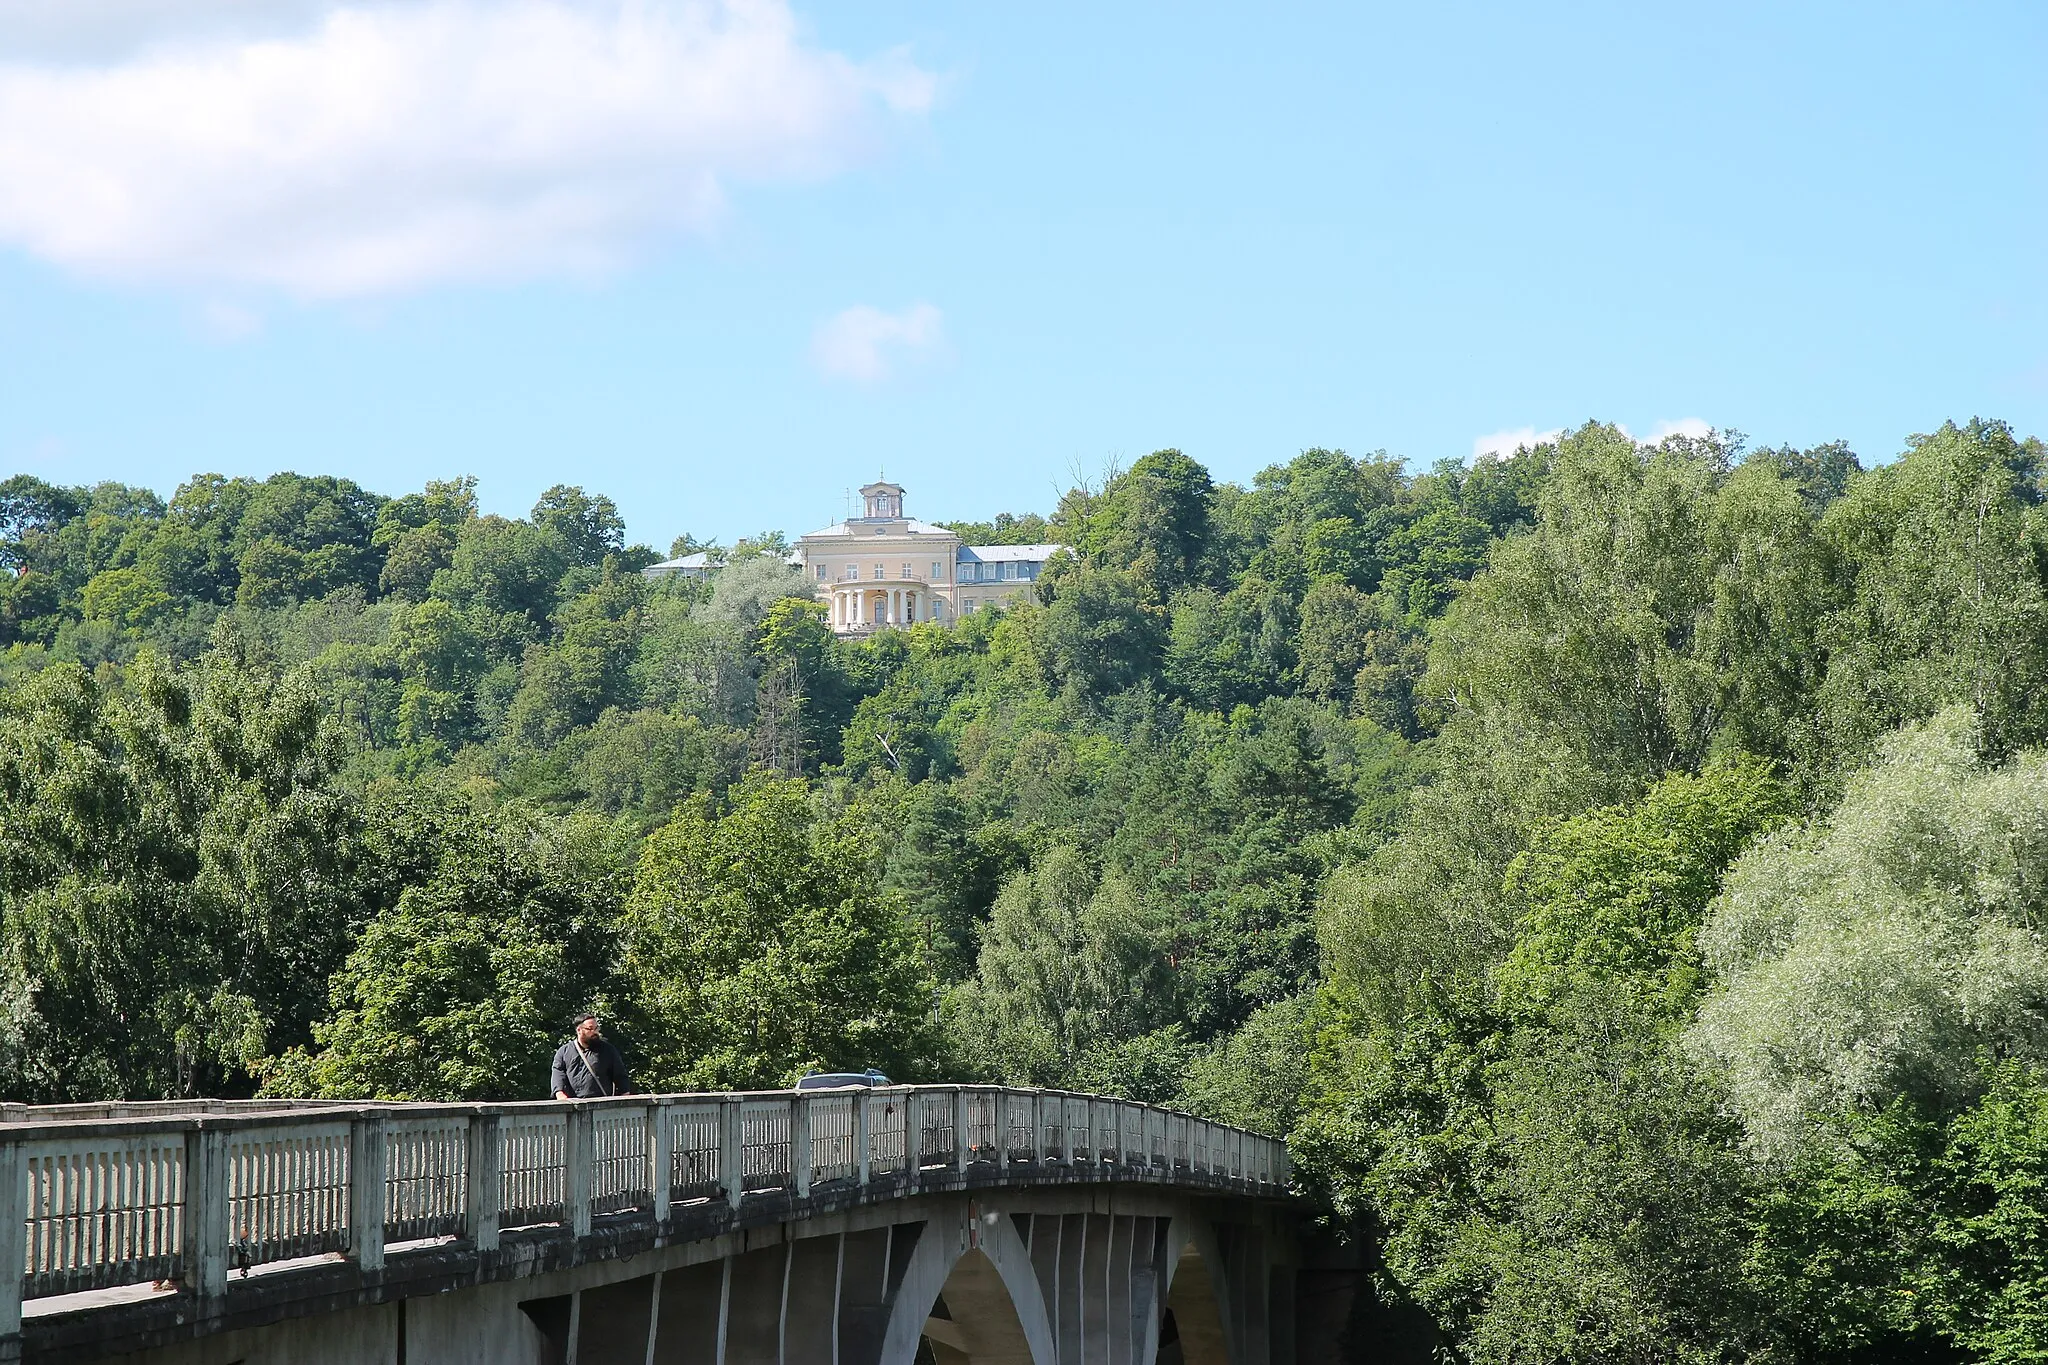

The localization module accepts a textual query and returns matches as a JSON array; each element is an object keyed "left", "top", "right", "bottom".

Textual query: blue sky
[{"left": 0, "top": 1, "right": 2041, "bottom": 548}]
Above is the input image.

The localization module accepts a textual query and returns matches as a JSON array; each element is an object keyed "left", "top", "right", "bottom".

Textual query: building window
[
  {"left": 815, "top": 564, "right": 826, "bottom": 580},
  {"left": 963, "top": 597, "right": 976, "bottom": 613},
  {"left": 901, "top": 561, "right": 911, "bottom": 580},
  {"left": 996, "top": 562, "right": 1011, "bottom": 580},
  {"left": 844, "top": 565, "right": 857, "bottom": 581},
  {"left": 931, "top": 561, "right": 942, "bottom": 579},
  {"left": 872, "top": 564, "right": 884, "bottom": 580}
]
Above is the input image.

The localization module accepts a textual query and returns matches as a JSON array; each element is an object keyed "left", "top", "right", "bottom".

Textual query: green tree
[
  {"left": 1690, "top": 707, "right": 2048, "bottom": 1159},
  {"left": 1497, "top": 758, "right": 1795, "bottom": 1020},
  {"left": 1075, "top": 449, "right": 1215, "bottom": 591},
  {"left": 531, "top": 485, "right": 626, "bottom": 568},
  {"left": 79, "top": 566, "right": 173, "bottom": 629},
  {"left": 265, "top": 803, "right": 630, "bottom": 1101},
  {"left": 0, "top": 628, "right": 361, "bottom": 1099},
  {"left": 1429, "top": 422, "right": 1735, "bottom": 784},
  {"left": 956, "top": 846, "right": 1174, "bottom": 1085},
  {"left": 1038, "top": 568, "right": 1167, "bottom": 696},
  {"left": 623, "top": 776, "right": 933, "bottom": 1089},
  {"left": 1816, "top": 419, "right": 2048, "bottom": 766},
  {"left": 431, "top": 515, "right": 571, "bottom": 637}
]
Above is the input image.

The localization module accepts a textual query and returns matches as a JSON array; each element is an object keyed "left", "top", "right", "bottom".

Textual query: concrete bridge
[{"left": 0, "top": 1087, "right": 1303, "bottom": 1364}]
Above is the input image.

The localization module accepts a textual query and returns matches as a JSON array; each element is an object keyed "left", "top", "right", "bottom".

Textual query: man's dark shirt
[{"left": 550, "top": 1038, "right": 630, "bottom": 1098}]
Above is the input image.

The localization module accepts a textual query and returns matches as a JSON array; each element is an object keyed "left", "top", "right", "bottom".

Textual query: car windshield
[{"left": 797, "top": 1072, "right": 887, "bottom": 1089}]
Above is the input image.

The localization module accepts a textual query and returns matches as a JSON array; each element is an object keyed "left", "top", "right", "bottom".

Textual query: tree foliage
[
  {"left": 622, "top": 776, "right": 933, "bottom": 1089},
  {"left": 10, "top": 419, "right": 2048, "bottom": 1362}
]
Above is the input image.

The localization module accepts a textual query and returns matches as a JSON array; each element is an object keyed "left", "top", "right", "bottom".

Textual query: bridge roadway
[{"left": 0, "top": 1086, "right": 1299, "bottom": 1364}]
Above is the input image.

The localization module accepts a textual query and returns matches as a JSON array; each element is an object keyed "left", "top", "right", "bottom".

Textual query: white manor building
[{"left": 797, "top": 482, "right": 1060, "bottom": 635}]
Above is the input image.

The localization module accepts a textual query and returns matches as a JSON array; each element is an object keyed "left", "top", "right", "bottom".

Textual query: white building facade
[{"left": 796, "top": 482, "right": 1060, "bottom": 635}]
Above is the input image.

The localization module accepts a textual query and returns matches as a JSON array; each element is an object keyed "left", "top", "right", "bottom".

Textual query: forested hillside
[{"left": 5, "top": 418, "right": 2048, "bottom": 1360}]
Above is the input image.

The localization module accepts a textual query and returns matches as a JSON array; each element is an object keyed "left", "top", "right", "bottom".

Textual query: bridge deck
[{"left": 0, "top": 1086, "right": 1287, "bottom": 1362}]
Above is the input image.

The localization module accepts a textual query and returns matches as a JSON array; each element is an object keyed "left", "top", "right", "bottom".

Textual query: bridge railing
[{"left": 0, "top": 1085, "right": 1286, "bottom": 1334}]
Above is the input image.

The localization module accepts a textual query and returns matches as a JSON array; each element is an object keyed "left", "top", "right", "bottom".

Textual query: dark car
[{"left": 795, "top": 1070, "right": 892, "bottom": 1091}]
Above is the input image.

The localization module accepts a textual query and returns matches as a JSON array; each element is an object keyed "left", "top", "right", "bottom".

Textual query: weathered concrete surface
[{"left": 70, "top": 1190, "right": 1298, "bottom": 1365}]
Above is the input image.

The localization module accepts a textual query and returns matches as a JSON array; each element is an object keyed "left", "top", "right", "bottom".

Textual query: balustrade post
[
  {"left": 0, "top": 1138, "right": 28, "bottom": 1348},
  {"left": 790, "top": 1095, "right": 812, "bottom": 1199},
  {"left": 648, "top": 1101, "right": 672, "bottom": 1224},
  {"left": 347, "top": 1115, "right": 386, "bottom": 1274},
  {"left": 903, "top": 1093, "right": 921, "bottom": 1192},
  {"left": 952, "top": 1088, "right": 969, "bottom": 1175},
  {"left": 995, "top": 1090, "right": 1010, "bottom": 1175},
  {"left": 565, "top": 1106, "right": 594, "bottom": 1239},
  {"left": 1058, "top": 1094, "right": 1074, "bottom": 1167},
  {"left": 855, "top": 1091, "right": 871, "bottom": 1187},
  {"left": 184, "top": 1126, "right": 230, "bottom": 1313},
  {"left": 466, "top": 1113, "right": 501, "bottom": 1254},
  {"left": 720, "top": 1098, "right": 744, "bottom": 1210},
  {"left": 1088, "top": 1099, "right": 1103, "bottom": 1169}
]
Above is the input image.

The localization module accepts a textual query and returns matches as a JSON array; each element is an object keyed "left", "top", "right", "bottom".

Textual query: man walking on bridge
[{"left": 552, "top": 1011, "right": 632, "bottom": 1099}]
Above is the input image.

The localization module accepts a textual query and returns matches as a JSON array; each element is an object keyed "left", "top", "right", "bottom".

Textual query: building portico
[{"left": 830, "top": 581, "right": 934, "bottom": 631}]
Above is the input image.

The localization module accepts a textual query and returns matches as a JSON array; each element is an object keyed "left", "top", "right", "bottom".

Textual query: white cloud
[
  {"left": 1471, "top": 426, "right": 1563, "bottom": 461},
  {"left": 0, "top": 0, "right": 936, "bottom": 297},
  {"left": 811, "top": 302, "right": 943, "bottom": 382},
  {"left": 1641, "top": 417, "right": 1712, "bottom": 444},
  {"left": 1472, "top": 417, "right": 1715, "bottom": 460},
  {"left": 196, "top": 299, "right": 262, "bottom": 339},
  {"left": 0, "top": 1, "right": 344, "bottom": 61}
]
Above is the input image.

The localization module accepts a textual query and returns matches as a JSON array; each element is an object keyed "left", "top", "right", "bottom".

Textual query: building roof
[
  {"left": 801, "top": 519, "right": 959, "bottom": 540},
  {"left": 959, "top": 543, "right": 1063, "bottom": 563},
  {"left": 643, "top": 551, "right": 719, "bottom": 577}
]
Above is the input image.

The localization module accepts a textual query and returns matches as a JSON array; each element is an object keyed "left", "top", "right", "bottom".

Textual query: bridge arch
[
  {"left": 1159, "top": 1217, "right": 1235, "bottom": 1365},
  {"left": 881, "top": 1206, "right": 1054, "bottom": 1365}
]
